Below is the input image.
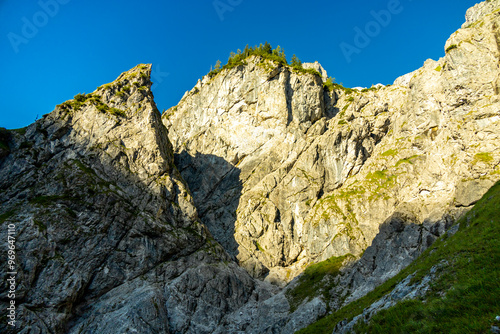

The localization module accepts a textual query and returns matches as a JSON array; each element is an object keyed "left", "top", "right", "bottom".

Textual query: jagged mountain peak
[
  {"left": 463, "top": 0, "right": 500, "bottom": 28},
  {"left": 29, "top": 63, "right": 174, "bottom": 183},
  {"left": 115, "top": 63, "right": 152, "bottom": 83},
  {"left": 55, "top": 63, "right": 155, "bottom": 120}
]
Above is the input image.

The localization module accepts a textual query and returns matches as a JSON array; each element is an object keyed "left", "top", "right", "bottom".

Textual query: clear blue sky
[{"left": 1, "top": 0, "right": 479, "bottom": 129}]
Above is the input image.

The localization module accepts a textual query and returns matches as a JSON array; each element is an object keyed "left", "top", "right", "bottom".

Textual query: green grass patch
[
  {"left": 58, "top": 92, "right": 126, "bottom": 119},
  {"left": 255, "top": 240, "right": 265, "bottom": 252},
  {"left": 291, "top": 64, "right": 322, "bottom": 77},
  {"left": 287, "top": 254, "right": 354, "bottom": 313},
  {"left": 309, "top": 195, "right": 359, "bottom": 238},
  {"left": 310, "top": 196, "right": 347, "bottom": 228},
  {"left": 74, "top": 93, "right": 88, "bottom": 102},
  {"left": 446, "top": 44, "right": 458, "bottom": 53},
  {"left": 58, "top": 93, "right": 94, "bottom": 112},
  {"left": 94, "top": 101, "right": 127, "bottom": 118},
  {"left": 73, "top": 159, "right": 95, "bottom": 175},
  {"left": 361, "top": 86, "right": 380, "bottom": 93},
  {"left": 205, "top": 43, "right": 326, "bottom": 80},
  {"left": 395, "top": 155, "right": 420, "bottom": 167},
  {"left": 109, "top": 108, "right": 126, "bottom": 117},
  {"left": 367, "top": 170, "right": 388, "bottom": 181},
  {"left": 473, "top": 152, "right": 494, "bottom": 164},
  {"left": 338, "top": 120, "right": 348, "bottom": 125},
  {"left": 332, "top": 84, "right": 355, "bottom": 95},
  {"left": 323, "top": 77, "right": 336, "bottom": 92},
  {"left": 341, "top": 104, "right": 350, "bottom": 113},
  {"left": 96, "top": 104, "right": 108, "bottom": 113},
  {"left": 297, "top": 168, "right": 319, "bottom": 185},
  {"left": 337, "top": 186, "right": 366, "bottom": 199},
  {"left": 381, "top": 149, "right": 398, "bottom": 157},
  {"left": 298, "top": 180, "right": 500, "bottom": 334},
  {"left": 0, "top": 210, "right": 16, "bottom": 225},
  {"left": 365, "top": 169, "right": 397, "bottom": 200}
]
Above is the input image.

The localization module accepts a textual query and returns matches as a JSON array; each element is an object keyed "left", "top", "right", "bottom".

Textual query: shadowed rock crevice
[{"left": 174, "top": 151, "right": 242, "bottom": 257}]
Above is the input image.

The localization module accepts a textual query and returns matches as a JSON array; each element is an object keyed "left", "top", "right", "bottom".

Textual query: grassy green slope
[
  {"left": 297, "top": 180, "right": 500, "bottom": 334},
  {"left": 286, "top": 254, "right": 355, "bottom": 313}
]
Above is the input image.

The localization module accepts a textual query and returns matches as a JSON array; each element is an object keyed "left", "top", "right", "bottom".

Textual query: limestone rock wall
[{"left": 163, "top": 0, "right": 500, "bottom": 286}]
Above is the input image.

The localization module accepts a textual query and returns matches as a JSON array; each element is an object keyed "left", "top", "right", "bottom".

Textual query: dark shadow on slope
[
  {"left": 285, "top": 208, "right": 459, "bottom": 333},
  {"left": 0, "top": 107, "right": 251, "bottom": 333},
  {"left": 339, "top": 210, "right": 455, "bottom": 302},
  {"left": 285, "top": 71, "right": 294, "bottom": 127},
  {"left": 174, "top": 151, "right": 242, "bottom": 258},
  {"left": 292, "top": 207, "right": 457, "bottom": 315}
]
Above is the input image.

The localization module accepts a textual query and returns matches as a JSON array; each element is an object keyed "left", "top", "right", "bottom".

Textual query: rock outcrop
[
  {"left": 0, "top": 65, "right": 275, "bottom": 334},
  {"left": 163, "top": 0, "right": 500, "bottom": 287},
  {"left": 302, "top": 61, "right": 328, "bottom": 82}
]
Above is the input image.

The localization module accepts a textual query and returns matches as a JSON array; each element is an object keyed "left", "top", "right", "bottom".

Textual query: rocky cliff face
[
  {"left": 0, "top": 65, "right": 275, "bottom": 334},
  {"left": 1, "top": 1, "right": 499, "bottom": 333},
  {"left": 163, "top": 0, "right": 500, "bottom": 286}
]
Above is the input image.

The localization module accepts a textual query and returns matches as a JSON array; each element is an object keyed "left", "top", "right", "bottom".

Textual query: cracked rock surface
[
  {"left": 163, "top": 0, "right": 500, "bottom": 286},
  {"left": 0, "top": 65, "right": 275, "bottom": 334}
]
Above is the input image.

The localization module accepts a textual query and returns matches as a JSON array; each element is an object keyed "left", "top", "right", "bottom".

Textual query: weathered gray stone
[
  {"left": 0, "top": 65, "right": 274, "bottom": 334},
  {"left": 455, "top": 178, "right": 495, "bottom": 207},
  {"left": 303, "top": 61, "right": 328, "bottom": 81}
]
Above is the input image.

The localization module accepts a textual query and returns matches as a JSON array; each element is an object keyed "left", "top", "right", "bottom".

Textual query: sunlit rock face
[{"left": 163, "top": 0, "right": 500, "bottom": 286}]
